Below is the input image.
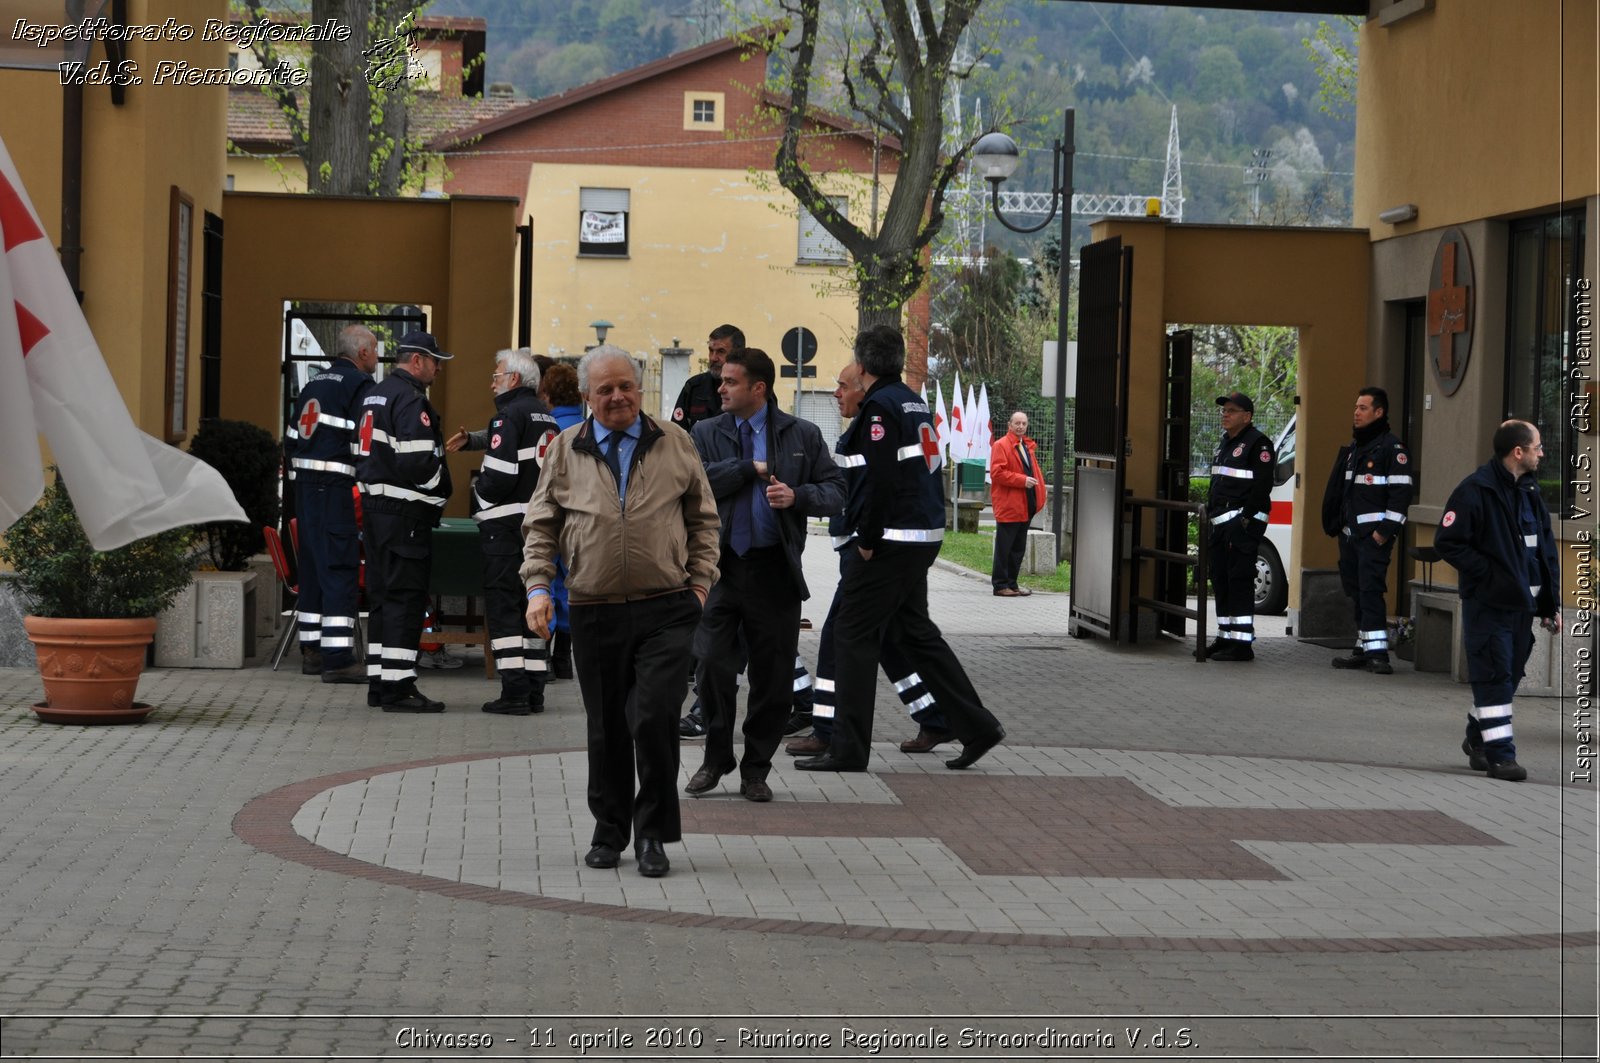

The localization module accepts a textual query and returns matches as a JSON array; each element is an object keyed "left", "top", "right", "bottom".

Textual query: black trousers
[
  {"left": 364, "top": 510, "right": 432, "bottom": 691},
  {"left": 295, "top": 480, "right": 361, "bottom": 667},
  {"left": 1338, "top": 531, "right": 1396, "bottom": 659},
  {"left": 571, "top": 592, "right": 701, "bottom": 850},
  {"left": 480, "top": 523, "right": 546, "bottom": 699},
  {"left": 693, "top": 547, "right": 800, "bottom": 782},
  {"left": 991, "top": 521, "right": 1030, "bottom": 590},
  {"left": 831, "top": 542, "right": 1001, "bottom": 768},
  {"left": 1208, "top": 523, "right": 1261, "bottom": 643},
  {"left": 811, "top": 549, "right": 948, "bottom": 741}
]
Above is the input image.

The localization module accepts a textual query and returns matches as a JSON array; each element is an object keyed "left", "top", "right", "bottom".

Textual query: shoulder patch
[
  {"left": 869, "top": 423, "right": 886, "bottom": 442},
  {"left": 1232, "top": 444, "right": 1244, "bottom": 458},
  {"left": 490, "top": 433, "right": 502, "bottom": 451},
  {"left": 420, "top": 411, "right": 431, "bottom": 428},
  {"left": 1395, "top": 452, "right": 1408, "bottom": 465},
  {"left": 673, "top": 407, "right": 684, "bottom": 421},
  {"left": 1441, "top": 510, "right": 1456, "bottom": 527},
  {"left": 1259, "top": 450, "right": 1270, "bottom": 463}
]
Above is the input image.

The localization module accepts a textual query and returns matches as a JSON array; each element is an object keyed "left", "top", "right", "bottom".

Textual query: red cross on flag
[
  {"left": 0, "top": 133, "right": 244, "bottom": 551},
  {"left": 949, "top": 371, "right": 965, "bottom": 461}
]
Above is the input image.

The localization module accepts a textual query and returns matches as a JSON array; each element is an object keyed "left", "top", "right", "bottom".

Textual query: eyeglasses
[
  {"left": 490, "top": 371, "right": 510, "bottom": 380},
  {"left": 1522, "top": 442, "right": 1546, "bottom": 452}
]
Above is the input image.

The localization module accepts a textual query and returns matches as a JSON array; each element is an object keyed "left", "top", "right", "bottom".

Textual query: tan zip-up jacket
[{"left": 519, "top": 413, "right": 720, "bottom": 604}]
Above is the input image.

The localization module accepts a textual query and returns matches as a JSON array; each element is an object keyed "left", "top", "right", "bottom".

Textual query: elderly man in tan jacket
[{"left": 522, "top": 346, "right": 720, "bottom": 878}]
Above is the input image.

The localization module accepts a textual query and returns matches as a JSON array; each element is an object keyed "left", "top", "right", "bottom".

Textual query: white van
[{"left": 1254, "top": 414, "right": 1296, "bottom": 615}]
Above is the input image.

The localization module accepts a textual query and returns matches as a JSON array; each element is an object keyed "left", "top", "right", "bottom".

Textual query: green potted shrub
[{"left": 0, "top": 470, "right": 195, "bottom": 724}]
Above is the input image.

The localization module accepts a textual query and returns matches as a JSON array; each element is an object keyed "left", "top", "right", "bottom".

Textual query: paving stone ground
[{"left": 0, "top": 545, "right": 1594, "bottom": 1061}]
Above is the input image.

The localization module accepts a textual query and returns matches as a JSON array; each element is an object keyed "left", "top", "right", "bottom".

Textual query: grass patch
[{"left": 938, "top": 529, "right": 1071, "bottom": 593}]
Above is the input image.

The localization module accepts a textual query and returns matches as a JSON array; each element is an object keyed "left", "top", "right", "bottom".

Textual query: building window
[
  {"left": 579, "top": 187, "right": 629, "bottom": 257},
  {"left": 1504, "top": 209, "right": 1586, "bottom": 516},
  {"left": 798, "top": 196, "right": 849, "bottom": 264},
  {"left": 683, "top": 92, "right": 724, "bottom": 131}
]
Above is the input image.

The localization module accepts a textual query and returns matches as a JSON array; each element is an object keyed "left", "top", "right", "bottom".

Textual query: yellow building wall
[
  {"left": 1355, "top": 0, "right": 1599, "bottom": 233},
  {"left": 524, "top": 162, "right": 875, "bottom": 393},
  {"left": 0, "top": 0, "right": 230, "bottom": 444},
  {"left": 220, "top": 192, "right": 518, "bottom": 516},
  {"left": 1089, "top": 218, "right": 1371, "bottom": 617},
  {"left": 227, "top": 153, "right": 307, "bottom": 193}
]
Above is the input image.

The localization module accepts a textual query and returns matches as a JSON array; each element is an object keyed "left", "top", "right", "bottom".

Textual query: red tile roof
[{"left": 227, "top": 87, "right": 532, "bottom": 150}]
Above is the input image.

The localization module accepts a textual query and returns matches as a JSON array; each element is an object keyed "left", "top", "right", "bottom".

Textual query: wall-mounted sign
[{"left": 1427, "top": 227, "right": 1474, "bottom": 396}]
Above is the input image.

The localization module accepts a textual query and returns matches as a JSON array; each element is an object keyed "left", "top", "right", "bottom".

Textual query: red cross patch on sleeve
[
  {"left": 1259, "top": 450, "right": 1270, "bottom": 462},
  {"left": 420, "top": 411, "right": 431, "bottom": 428},
  {"left": 1396, "top": 452, "right": 1408, "bottom": 465},
  {"left": 1442, "top": 510, "right": 1456, "bottom": 527},
  {"left": 870, "top": 423, "right": 886, "bottom": 442},
  {"left": 490, "top": 433, "right": 502, "bottom": 450}
]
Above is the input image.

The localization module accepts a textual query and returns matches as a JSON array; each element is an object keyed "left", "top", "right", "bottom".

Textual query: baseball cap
[
  {"left": 396, "top": 330, "right": 453, "bottom": 361},
  {"left": 1215, "top": 391, "right": 1254, "bottom": 414}
]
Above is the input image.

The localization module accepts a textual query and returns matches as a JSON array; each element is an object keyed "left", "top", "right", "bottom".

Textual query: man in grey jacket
[
  {"left": 522, "top": 347, "right": 720, "bottom": 877},
  {"left": 685, "top": 347, "right": 844, "bottom": 802}
]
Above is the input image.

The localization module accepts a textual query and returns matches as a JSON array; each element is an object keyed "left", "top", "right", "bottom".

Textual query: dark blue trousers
[
  {"left": 294, "top": 480, "right": 361, "bottom": 668},
  {"left": 1462, "top": 599, "right": 1534, "bottom": 764}
]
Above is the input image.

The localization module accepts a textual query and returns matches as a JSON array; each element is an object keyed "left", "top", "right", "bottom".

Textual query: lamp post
[
  {"left": 587, "top": 319, "right": 614, "bottom": 350},
  {"left": 972, "top": 110, "right": 1075, "bottom": 563}
]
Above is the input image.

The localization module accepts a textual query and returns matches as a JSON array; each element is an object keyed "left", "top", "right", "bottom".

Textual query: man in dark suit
[{"left": 686, "top": 347, "right": 844, "bottom": 801}]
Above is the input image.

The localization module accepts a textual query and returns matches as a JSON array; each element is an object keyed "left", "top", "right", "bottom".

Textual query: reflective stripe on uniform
[
  {"left": 834, "top": 452, "right": 866, "bottom": 467},
  {"left": 473, "top": 500, "right": 526, "bottom": 522},
  {"left": 480, "top": 454, "right": 518, "bottom": 475},
  {"left": 362, "top": 482, "right": 448, "bottom": 507},
  {"left": 291, "top": 458, "right": 356, "bottom": 476},
  {"left": 1211, "top": 465, "right": 1255, "bottom": 479},
  {"left": 894, "top": 673, "right": 923, "bottom": 693},
  {"left": 1355, "top": 510, "right": 1407, "bottom": 524},
  {"left": 881, "top": 527, "right": 944, "bottom": 543},
  {"left": 393, "top": 439, "right": 438, "bottom": 455},
  {"left": 1211, "top": 508, "right": 1243, "bottom": 525},
  {"left": 1348, "top": 474, "right": 1411, "bottom": 485},
  {"left": 831, "top": 535, "right": 855, "bottom": 549}
]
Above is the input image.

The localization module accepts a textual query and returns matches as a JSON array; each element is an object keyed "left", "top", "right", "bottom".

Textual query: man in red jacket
[{"left": 989, "top": 411, "right": 1046, "bottom": 597}]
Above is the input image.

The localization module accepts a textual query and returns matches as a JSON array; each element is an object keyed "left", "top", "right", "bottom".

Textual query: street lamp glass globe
[{"left": 972, "top": 132, "right": 1021, "bottom": 183}]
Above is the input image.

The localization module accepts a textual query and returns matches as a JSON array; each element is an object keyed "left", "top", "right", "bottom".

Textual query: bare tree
[{"left": 768, "top": 0, "right": 991, "bottom": 329}]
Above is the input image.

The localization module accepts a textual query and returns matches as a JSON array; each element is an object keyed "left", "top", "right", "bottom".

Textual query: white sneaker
[{"left": 417, "top": 648, "right": 465, "bottom": 670}]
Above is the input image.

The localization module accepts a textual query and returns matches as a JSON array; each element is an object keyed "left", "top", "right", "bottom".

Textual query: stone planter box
[{"left": 155, "top": 571, "right": 258, "bottom": 669}]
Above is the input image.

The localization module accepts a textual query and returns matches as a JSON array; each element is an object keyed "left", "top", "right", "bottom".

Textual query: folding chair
[{"left": 263, "top": 525, "right": 299, "bottom": 671}]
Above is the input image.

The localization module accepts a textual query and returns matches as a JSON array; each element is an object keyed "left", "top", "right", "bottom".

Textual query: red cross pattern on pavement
[
  {"left": 1427, "top": 240, "right": 1469, "bottom": 377},
  {"left": 918, "top": 422, "right": 942, "bottom": 471},
  {"left": 298, "top": 398, "right": 321, "bottom": 441},
  {"left": 681, "top": 774, "right": 1501, "bottom": 880}
]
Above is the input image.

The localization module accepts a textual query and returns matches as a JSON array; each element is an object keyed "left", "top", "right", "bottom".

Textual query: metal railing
[{"left": 1125, "top": 495, "right": 1209, "bottom": 662}]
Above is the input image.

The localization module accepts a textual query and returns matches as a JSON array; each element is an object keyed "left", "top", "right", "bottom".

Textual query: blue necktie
[
  {"left": 729, "top": 420, "right": 755, "bottom": 555},
  {"left": 604, "top": 432, "right": 624, "bottom": 497}
]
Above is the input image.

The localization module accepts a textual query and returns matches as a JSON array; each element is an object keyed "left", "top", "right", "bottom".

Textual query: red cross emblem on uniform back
[
  {"left": 918, "top": 422, "right": 942, "bottom": 472},
  {"left": 534, "top": 429, "right": 556, "bottom": 467},
  {"left": 357, "top": 410, "right": 375, "bottom": 456},
  {"left": 298, "top": 398, "right": 321, "bottom": 440}
]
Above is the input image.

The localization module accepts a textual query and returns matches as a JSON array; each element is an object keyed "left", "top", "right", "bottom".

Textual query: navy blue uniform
[
  {"left": 1435, "top": 458, "right": 1559, "bottom": 767},
  {"left": 826, "top": 377, "right": 1002, "bottom": 769},
  {"left": 1206, "top": 424, "right": 1275, "bottom": 649},
  {"left": 473, "top": 385, "right": 560, "bottom": 707},
  {"left": 284, "top": 357, "right": 373, "bottom": 669},
  {"left": 356, "top": 367, "right": 452, "bottom": 698},
  {"left": 670, "top": 371, "right": 722, "bottom": 433},
  {"left": 1336, "top": 429, "right": 1412, "bottom": 662}
]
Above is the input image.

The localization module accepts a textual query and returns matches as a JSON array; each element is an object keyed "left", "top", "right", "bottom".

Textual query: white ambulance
[{"left": 1254, "top": 414, "right": 1296, "bottom": 615}]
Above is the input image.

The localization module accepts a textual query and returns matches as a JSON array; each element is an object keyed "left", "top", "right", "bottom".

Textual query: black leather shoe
[
  {"left": 793, "top": 754, "right": 867, "bottom": 772},
  {"left": 526, "top": 693, "right": 546, "bottom": 714},
  {"left": 1487, "top": 759, "right": 1527, "bottom": 782},
  {"left": 946, "top": 728, "right": 1005, "bottom": 770},
  {"left": 481, "top": 696, "right": 532, "bottom": 716},
  {"left": 1209, "top": 643, "right": 1255, "bottom": 662},
  {"left": 1203, "top": 639, "right": 1225, "bottom": 658},
  {"left": 1331, "top": 653, "right": 1369, "bottom": 670},
  {"left": 678, "top": 709, "right": 707, "bottom": 739},
  {"left": 785, "top": 733, "right": 829, "bottom": 756},
  {"left": 584, "top": 844, "right": 620, "bottom": 869},
  {"left": 636, "top": 839, "right": 670, "bottom": 877},
  {"left": 367, "top": 684, "right": 381, "bottom": 708},
  {"left": 783, "top": 711, "right": 813, "bottom": 736},
  {"left": 685, "top": 763, "right": 732, "bottom": 795},
  {"left": 739, "top": 779, "right": 773, "bottom": 802},
  {"left": 899, "top": 727, "right": 954, "bottom": 753},
  {"left": 381, "top": 686, "right": 445, "bottom": 713},
  {"left": 1368, "top": 658, "right": 1394, "bottom": 675},
  {"left": 1462, "top": 737, "right": 1489, "bottom": 772},
  {"left": 320, "top": 661, "right": 367, "bottom": 684},
  {"left": 300, "top": 648, "right": 323, "bottom": 675}
]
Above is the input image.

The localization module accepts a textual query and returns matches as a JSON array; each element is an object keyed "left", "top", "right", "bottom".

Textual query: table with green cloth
[{"left": 426, "top": 517, "right": 493, "bottom": 676}]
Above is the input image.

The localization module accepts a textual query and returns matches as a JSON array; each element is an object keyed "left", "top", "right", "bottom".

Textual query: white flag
[
  {"left": 963, "top": 381, "right": 978, "bottom": 464},
  {"left": 975, "top": 383, "right": 993, "bottom": 480},
  {"left": 0, "top": 133, "right": 245, "bottom": 551},
  {"left": 949, "top": 371, "right": 965, "bottom": 461},
  {"left": 933, "top": 379, "right": 949, "bottom": 462}
]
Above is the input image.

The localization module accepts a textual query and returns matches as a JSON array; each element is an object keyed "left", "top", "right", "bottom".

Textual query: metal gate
[
  {"left": 1153, "top": 329, "right": 1194, "bottom": 633},
  {"left": 1067, "top": 237, "right": 1134, "bottom": 640}
]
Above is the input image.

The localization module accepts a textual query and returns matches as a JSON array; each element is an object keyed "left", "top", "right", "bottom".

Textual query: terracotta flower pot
[{"left": 23, "top": 615, "right": 158, "bottom": 725}]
